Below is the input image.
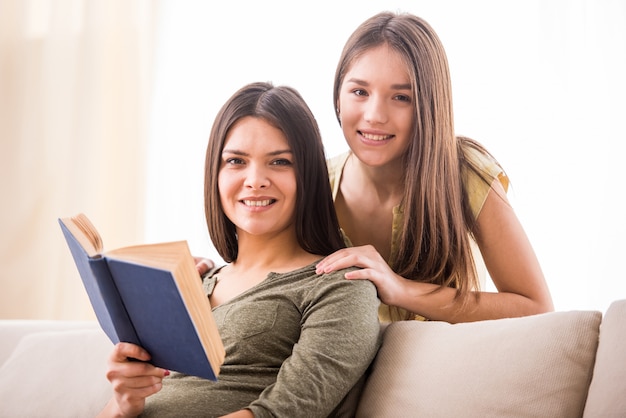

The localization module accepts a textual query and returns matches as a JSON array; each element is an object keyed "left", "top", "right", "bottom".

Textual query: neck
[
  {"left": 348, "top": 152, "right": 405, "bottom": 204},
  {"left": 232, "top": 231, "right": 318, "bottom": 274}
]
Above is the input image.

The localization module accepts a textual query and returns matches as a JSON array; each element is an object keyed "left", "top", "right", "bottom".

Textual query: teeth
[
  {"left": 361, "top": 132, "right": 392, "bottom": 141},
  {"left": 243, "top": 200, "right": 273, "bottom": 207}
]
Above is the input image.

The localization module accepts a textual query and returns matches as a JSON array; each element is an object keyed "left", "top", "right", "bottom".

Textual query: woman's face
[
  {"left": 337, "top": 44, "right": 414, "bottom": 168},
  {"left": 218, "top": 116, "right": 297, "bottom": 240}
]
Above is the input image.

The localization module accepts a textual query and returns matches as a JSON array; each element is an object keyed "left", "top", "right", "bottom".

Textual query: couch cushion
[
  {"left": 583, "top": 299, "right": 626, "bottom": 417},
  {"left": 0, "top": 328, "right": 113, "bottom": 417},
  {"left": 356, "top": 310, "right": 601, "bottom": 418}
]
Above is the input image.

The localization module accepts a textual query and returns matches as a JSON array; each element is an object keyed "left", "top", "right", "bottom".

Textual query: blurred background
[{"left": 1, "top": 0, "right": 624, "bottom": 320}]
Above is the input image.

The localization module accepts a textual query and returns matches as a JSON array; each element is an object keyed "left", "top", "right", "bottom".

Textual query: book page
[
  {"left": 171, "top": 247, "right": 226, "bottom": 376},
  {"left": 59, "top": 213, "right": 103, "bottom": 257}
]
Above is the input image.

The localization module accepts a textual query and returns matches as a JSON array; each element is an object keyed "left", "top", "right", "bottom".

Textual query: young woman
[
  {"left": 314, "top": 11, "right": 554, "bottom": 323},
  {"left": 98, "top": 82, "right": 381, "bottom": 418}
]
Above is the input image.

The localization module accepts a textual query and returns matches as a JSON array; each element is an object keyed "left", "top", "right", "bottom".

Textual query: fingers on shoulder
[{"left": 195, "top": 257, "right": 215, "bottom": 274}]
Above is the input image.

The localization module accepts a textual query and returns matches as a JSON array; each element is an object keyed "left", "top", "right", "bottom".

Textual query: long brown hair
[
  {"left": 205, "top": 82, "right": 345, "bottom": 262},
  {"left": 334, "top": 12, "right": 499, "bottom": 308}
]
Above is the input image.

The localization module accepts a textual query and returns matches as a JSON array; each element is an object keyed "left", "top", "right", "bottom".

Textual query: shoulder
[
  {"left": 326, "top": 151, "right": 350, "bottom": 186},
  {"left": 459, "top": 138, "right": 509, "bottom": 218},
  {"left": 274, "top": 264, "right": 378, "bottom": 310},
  {"left": 311, "top": 267, "right": 378, "bottom": 303},
  {"left": 326, "top": 151, "right": 350, "bottom": 171},
  {"left": 300, "top": 268, "right": 380, "bottom": 333},
  {"left": 460, "top": 139, "right": 506, "bottom": 183},
  {"left": 201, "top": 264, "right": 227, "bottom": 297}
]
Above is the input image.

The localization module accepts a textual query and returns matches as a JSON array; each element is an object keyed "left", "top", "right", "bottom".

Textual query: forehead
[
  {"left": 345, "top": 44, "right": 410, "bottom": 83},
  {"left": 224, "top": 116, "right": 290, "bottom": 151}
]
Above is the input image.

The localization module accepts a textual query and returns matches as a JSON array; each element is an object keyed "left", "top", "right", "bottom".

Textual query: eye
[
  {"left": 394, "top": 94, "right": 412, "bottom": 103},
  {"left": 271, "top": 158, "right": 293, "bottom": 166},
  {"left": 352, "top": 88, "right": 368, "bottom": 97},
  {"left": 225, "top": 157, "right": 245, "bottom": 165}
]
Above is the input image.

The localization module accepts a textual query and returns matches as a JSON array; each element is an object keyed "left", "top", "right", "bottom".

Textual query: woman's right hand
[{"left": 98, "top": 343, "right": 169, "bottom": 418}]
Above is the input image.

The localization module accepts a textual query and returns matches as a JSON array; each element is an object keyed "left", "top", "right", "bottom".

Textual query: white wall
[{"left": 145, "top": 0, "right": 626, "bottom": 313}]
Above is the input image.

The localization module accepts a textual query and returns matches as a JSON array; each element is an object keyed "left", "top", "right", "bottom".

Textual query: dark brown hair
[
  {"left": 334, "top": 12, "right": 503, "bottom": 311},
  {"left": 205, "top": 82, "right": 345, "bottom": 262}
]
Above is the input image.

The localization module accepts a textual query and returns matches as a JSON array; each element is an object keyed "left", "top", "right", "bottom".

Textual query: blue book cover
[
  {"left": 59, "top": 220, "right": 137, "bottom": 345},
  {"left": 59, "top": 214, "right": 224, "bottom": 381}
]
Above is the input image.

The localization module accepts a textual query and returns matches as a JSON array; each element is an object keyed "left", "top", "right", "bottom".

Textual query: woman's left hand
[
  {"left": 194, "top": 257, "right": 215, "bottom": 276},
  {"left": 316, "top": 245, "right": 405, "bottom": 306}
]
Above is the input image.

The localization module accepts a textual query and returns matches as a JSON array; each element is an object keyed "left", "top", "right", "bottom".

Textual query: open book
[{"left": 59, "top": 213, "right": 225, "bottom": 381}]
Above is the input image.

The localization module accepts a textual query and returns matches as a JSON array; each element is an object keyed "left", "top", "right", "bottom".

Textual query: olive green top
[{"left": 141, "top": 261, "right": 381, "bottom": 418}]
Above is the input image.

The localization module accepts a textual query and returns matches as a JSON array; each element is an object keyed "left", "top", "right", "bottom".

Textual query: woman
[
  {"left": 99, "top": 82, "right": 381, "bottom": 417},
  {"left": 314, "top": 11, "right": 553, "bottom": 323}
]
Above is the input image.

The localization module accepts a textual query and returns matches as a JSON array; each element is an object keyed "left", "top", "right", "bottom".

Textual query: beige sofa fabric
[
  {"left": 356, "top": 310, "right": 602, "bottom": 418},
  {"left": 2, "top": 302, "right": 625, "bottom": 417},
  {"left": 583, "top": 300, "right": 626, "bottom": 417},
  {"left": 0, "top": 320, "right": 100, "bottom": 365},
  {"left": 0, "top": 327, "right": 112, "bottom": 418}
]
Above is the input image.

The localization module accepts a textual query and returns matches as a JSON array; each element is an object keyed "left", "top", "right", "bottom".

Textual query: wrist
[
  {"left": 97, "top": 399, "right": 125, "bottom": 418},
  {"left": 391, "top": 278, "right": 433, "bottom": 315}
]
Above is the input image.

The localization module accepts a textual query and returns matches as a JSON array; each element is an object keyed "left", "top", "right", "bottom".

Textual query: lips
[
  {"left": 242, "top": 199, "right": 276, "bottom": 207},
  {"left": 359, "top": 131, "right": 394, "bottom": 141}
]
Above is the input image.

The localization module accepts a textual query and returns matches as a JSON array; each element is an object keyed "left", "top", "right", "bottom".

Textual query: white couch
[{"left": 1, "top": 300, "right": 625, "bottom": 417}]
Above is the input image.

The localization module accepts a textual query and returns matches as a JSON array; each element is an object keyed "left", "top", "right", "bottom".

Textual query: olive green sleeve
[{"left": 247, "top": 273, "right": 381, "bottom": 418}]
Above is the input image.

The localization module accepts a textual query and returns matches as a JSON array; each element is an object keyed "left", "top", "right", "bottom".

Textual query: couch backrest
[{"left": 356, "top": 309, "right": 603, "bottom": 418}]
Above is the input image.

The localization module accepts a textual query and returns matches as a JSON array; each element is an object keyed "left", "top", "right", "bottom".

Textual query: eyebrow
[
  {"left": 345, "top": 77, "right": 412, "bottom": 91},
  {"left": 221, "top": 149, "right": 293, "bottom": 156}
]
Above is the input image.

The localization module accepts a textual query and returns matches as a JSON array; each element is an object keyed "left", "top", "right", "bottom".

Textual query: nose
[
  {"left": 244, "top": 163, "right": 270, "bottom": 189},
  {"left": 363, "top": 95, "right": 388, "bottom": 124}
]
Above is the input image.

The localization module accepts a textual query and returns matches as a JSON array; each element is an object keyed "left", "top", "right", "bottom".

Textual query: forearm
[{"left": 393, "top": 279, "right": 553, "bottom": 323}]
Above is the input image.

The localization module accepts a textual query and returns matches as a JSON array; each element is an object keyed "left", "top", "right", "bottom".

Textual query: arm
[
  {"left": 395, "top": 180, "right": 552, "bottom": 322},
  {"left": 467, "top": 179, "right": 554, "bottom": 317},
  {"left": 247, "top": 276, "right": 381, "bottom": 417},
  {"left": 317, "top": 181, "right": 553, "bottom": 323},
  {"left": 97, "top": 343, "right": 169, "bottom": 418}
]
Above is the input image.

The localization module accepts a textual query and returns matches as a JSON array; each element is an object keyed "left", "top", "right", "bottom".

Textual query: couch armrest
[
  {"left": 583, "top": 299, "right": 626, "bottom": 416},
  {"left": 0, "top": 321, "right": 112, "bottom": 417},
  {"left": 0, "top": 320, "right": 99, "bottom": 366}
]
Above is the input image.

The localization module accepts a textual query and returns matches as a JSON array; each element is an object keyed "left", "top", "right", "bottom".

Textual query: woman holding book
[{"left": 98, "top": 82, "right": 381, "bottom": 418}]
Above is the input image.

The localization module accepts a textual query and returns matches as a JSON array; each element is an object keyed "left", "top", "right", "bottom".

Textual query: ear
[{"left": 336, "top": 101, "right": 341, "bottom": 124}]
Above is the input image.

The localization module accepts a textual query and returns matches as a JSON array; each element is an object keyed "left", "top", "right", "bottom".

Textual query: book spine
[
  {"left": 59, "top": 220, "right": 139, "bottom": 345},
  {"left": 88, "top": 258, "right": 140, "bottom": 345}
]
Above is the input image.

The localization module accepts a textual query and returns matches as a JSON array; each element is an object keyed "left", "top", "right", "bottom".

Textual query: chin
[{"left": 355, "top": 150, "right": 398, "bottom": 168}]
